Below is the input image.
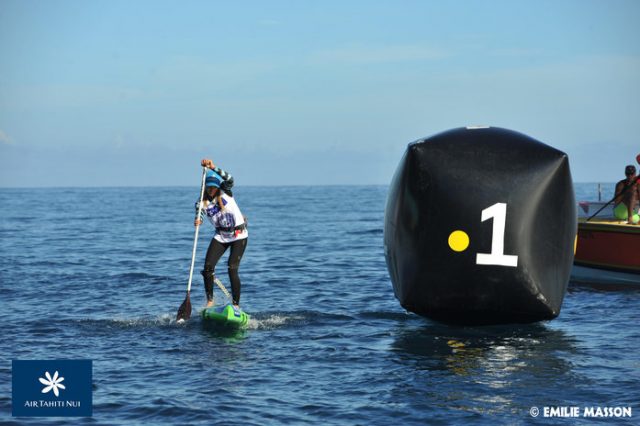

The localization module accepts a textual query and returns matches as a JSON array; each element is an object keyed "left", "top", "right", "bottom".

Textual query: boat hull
[
  {"left": 571, "top": 265, "right": 640, "bottom": 286},
  {"left": 575, "top": 220, "right": 639, "bottom": 272},
  {"left": 573, "top": 219, "right": 640, "bottom": 284}
]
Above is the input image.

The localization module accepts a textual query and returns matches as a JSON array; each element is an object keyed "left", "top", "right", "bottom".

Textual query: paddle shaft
[
  {"left": 587, "top": 176, "right": 639, "bottom": 221},
  {"left": 186, "top": 167, "right": 208, "bottom": 293}
]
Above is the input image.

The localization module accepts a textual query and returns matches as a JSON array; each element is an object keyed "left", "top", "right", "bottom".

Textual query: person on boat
[
  {"left": 194, "top": 159, "right": 248, "bottom": 308},
  {"left": 614, "top": 165, "right": 640, "bottom": 224}
]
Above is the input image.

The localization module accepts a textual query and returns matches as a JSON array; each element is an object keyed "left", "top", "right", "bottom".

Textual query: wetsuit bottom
[{"left": 203, "top": 238, "right": 248, "bottom": 305}]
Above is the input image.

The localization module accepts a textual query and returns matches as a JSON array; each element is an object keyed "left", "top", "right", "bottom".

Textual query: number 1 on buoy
[{"left": 476, "top": 203, "right": 518, "bottom": 267}]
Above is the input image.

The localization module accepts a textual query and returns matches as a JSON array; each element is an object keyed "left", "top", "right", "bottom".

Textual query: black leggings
[{"left": 203, "top": 238, "right": 247, "bottom": 305}]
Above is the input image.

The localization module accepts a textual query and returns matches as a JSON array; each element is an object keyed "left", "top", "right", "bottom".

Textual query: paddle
[
  {"left": 176, "top": 167, "right": 208, "bottom": 322},
  {"left": 587, "top": 175, "right": 640, "bottom": 221}
]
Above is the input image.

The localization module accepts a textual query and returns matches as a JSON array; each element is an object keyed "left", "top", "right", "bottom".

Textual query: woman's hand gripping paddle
[{"left": 176, "top": 167, "right": 208, "bottom": 322}]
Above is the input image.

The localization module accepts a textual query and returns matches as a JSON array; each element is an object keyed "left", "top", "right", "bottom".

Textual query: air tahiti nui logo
[
  {"left": 39, "top": 371, "right": 66, "bottom": 397},
  {"left": 12, "top": 360, "right": 92, "bottom": 417}
]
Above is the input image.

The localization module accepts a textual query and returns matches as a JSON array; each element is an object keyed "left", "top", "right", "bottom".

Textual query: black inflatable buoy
[{"left": 384, "top": 127, "right": 576, "bottom": 325}]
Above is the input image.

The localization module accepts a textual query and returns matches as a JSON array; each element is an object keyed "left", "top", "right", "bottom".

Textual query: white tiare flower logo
[{"left": 39, "top": 371, "right": 66, "bottom": 397}]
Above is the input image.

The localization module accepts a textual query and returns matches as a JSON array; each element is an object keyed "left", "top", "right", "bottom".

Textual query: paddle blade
[{"left": 176, "top": 292, "right": 192, "bottom": 322}]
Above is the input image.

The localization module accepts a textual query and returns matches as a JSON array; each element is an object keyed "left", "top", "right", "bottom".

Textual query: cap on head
[
  {"left": 205, "top": 170, "right": 222, "bottom": 188},
  {"left": 636, "top": 153, "right": 640, "bottom": 165},
  {"left": 625, "top": 165, "right": 636, "bottom": 176}
]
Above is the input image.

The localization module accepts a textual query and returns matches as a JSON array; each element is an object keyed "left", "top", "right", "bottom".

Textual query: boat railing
[{"left": 577, "top": 201, "right": 615, "bottom": 219}]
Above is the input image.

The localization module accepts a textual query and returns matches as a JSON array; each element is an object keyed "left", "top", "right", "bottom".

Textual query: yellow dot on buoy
[{"left": 448, "top": 230, "right": 470, "bottom": 252}]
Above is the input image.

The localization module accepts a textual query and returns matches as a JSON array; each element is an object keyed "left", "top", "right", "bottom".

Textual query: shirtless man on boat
[{"left": 614, "top": 164, "right": 640, "bottom": 225}]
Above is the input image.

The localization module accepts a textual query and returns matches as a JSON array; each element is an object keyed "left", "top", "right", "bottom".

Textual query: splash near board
[
  {"left": 384, "top": 126, "right": 576, "bottom": 325},
  {"left": 202, "top": 304, "right": 250, "bottom": 329}
]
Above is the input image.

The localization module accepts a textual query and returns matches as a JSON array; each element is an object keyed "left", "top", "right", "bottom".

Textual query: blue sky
[{"left": 1, "top": 0, "right": 639, "bottom": 187}]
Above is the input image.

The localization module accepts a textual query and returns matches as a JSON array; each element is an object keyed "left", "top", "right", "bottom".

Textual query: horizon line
[{"left": 0, "top": 181, "right": 616, "bottom": 190}]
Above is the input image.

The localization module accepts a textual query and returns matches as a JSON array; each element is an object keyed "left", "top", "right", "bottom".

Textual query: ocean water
[{"left": 1, "top": 184, "right": 638, "bottom": 425}]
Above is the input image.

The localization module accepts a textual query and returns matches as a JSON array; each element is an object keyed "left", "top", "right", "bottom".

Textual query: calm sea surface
[{"left": 1, "top": 184, "right": 638, "bottom": 425}]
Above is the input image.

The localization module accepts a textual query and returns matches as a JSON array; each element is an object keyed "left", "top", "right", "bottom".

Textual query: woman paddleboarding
[{"left": 195, "top": 158, "right": 248, "bottom": 308}]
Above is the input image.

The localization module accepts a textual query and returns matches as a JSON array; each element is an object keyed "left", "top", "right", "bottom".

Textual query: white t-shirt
[{"left": 200, "top": 194, "right": 248, "bottom": 244}]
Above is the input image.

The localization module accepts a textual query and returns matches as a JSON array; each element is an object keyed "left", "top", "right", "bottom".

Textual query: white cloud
[
  {"left": 311, "top": 44, "right": 449, "bottom": 65},
  {"left": 258, "top": 18, "right": 280, "bottom": 26},
  {"left": 0, "top": 129, "right": 13, "bottom": 144},
  {"left": 3, "top": 84, "right": 145, "bottom": 109},
  {"left": 151, "top": 56, "right": 277, "bottom": 87},
  {"left": 114, "top": 133, "right": 125, "bottom": 148}
]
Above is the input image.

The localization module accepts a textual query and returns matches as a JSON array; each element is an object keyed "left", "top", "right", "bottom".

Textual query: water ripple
[{"left": 1, "top": 186, "right": 638, "bottom": 425}]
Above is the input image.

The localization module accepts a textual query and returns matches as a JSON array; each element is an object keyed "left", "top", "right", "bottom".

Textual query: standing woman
[{"left": 195, "top": 158, "right": 248, "bottom": 308}]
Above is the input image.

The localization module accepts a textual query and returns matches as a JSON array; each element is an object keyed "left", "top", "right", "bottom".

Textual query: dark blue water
[{"left": 1, "top": 185, "right": 638, "bottom": 425}]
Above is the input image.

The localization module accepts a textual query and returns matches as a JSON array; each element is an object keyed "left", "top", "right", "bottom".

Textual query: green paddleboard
[{"left": 201, "top": 304, "right": 250, "bottom": 329}]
